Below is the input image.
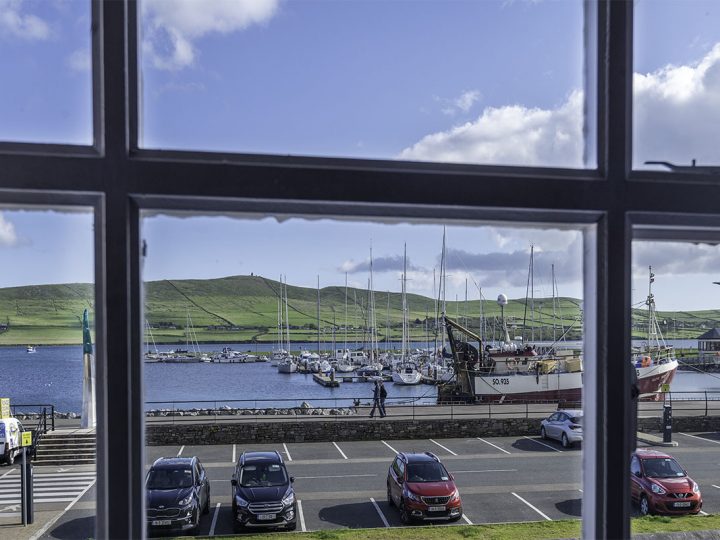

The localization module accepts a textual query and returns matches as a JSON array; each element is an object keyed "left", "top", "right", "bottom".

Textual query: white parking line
[
  {"left": 232, "top": 444, "right": 236, "bottom": 463},
  {"left": 712, "top": 485, "right": 720, "bottom": 490},
  {"left": 523, "top": 436, "right": 562, "bottom": 453},
  {"left": 370, "top": 497, "right": 390, "bottom": 527},
  {"left": 333, "top": 442, "right": 348, "bottom": 459},
  {"left": 462, "top": 513, "right": 473, "bottom": 524},
  {"left": 512, "top": 492, "right": 552, "bottom": 521},
  {"left": 283, "top": 442, "right": 292, "bottom": 462},
  {"left": 381, "top": 440, "right": 398, "bottom": 454},
  {"left": 679, "top": 433, "right": 720, "bottom": 445},
  {"left": 297, "top": 499, "right": 307, "bottom": 532},
  {"left": 700, "top": 510, "right": 709, "bottom": 515},
  {"left": 29, "top": 479, "right": 96, "bottom": 540},
  {"left": 209, "top": 502, "right": 221, "bottom": 535},
  {"left": 295, "top": 474, "right": 377, "bottom": 479},
  {"left": 177, "top": 445, "right": 185, "bottom": 457},
  {"left": 429, "top": 439, "right": 458, "bottom": 456},
  {"left": 0, "top": 470, "right": 15, "bottom": 479},
  {"left": 476, "top": 437, "right": 511, "bottom": 455}
]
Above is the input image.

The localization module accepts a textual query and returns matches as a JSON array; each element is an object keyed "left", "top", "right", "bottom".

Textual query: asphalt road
[{"left": 4, "top": 431, "right": 720, "bottom": 538}]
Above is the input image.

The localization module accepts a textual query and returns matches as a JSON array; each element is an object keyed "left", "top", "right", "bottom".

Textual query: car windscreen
[
  {"left": 239, "top": 463, "right": 288, "bottom": 487},
  {"left": 642, "top": 458, "right": 686, "bottom": 478},
  {"left": 146, "top": 468, "right": 193, "bottom": 489},
  {"left": 406, "top": 462, "right": 450, "bottom": 483}
]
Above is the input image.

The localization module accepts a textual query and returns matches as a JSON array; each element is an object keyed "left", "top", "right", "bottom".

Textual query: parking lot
[{"left": 4, "top": 431, "right": 720, "bottom": 538}]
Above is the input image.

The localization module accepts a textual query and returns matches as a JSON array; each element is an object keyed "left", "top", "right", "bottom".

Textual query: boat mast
[
  {"left": 402, "top": 243, "right": 408, "bottom": 360},
  {"left": 531, "top": 244, "right": 535, "bottom": 343},
  {"left": 344, "top": 272, "right": 348, "bottom": 352},
  {"left": 284, "top": 276, "right": 291, "bottom": 353},
  {"left": 647, "top": 266, "right": 656, "bottom": 347},
  {"left": 552, "top": 264, "right": 557, "bottom": 343},
  {"left": 317, "top": 275, "right": 321, "bottom": 354},
  {"left": 278, "top": 275, "right": 283, "bottom": 351}
]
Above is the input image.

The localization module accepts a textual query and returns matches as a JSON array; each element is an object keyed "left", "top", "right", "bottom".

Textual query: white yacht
[
  {"left": 392, "top": 362, "right": 422, "bottom": 385},
  {"left": 278, "top": 357, "right": 297, "bottom": 373}
]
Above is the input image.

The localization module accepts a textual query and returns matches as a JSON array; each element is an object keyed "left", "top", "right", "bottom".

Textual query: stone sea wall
[{"left": 145, "top": 415, "right": 720, "bottom": 446}]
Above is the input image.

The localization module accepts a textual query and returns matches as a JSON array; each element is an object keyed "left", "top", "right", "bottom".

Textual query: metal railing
[
  {"left": 145, "top": 391, "right": 720, "bottom": 425},
  {"left": 145, "top": 396, "right": 566, "bottom": 425},
  {"left": 11, "top": 403, "right": 55, "bottom": 432}
]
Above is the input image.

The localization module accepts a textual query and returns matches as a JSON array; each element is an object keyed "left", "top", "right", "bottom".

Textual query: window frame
[{"left": 0, "top": 1, "right": 717, "bottom": 538}]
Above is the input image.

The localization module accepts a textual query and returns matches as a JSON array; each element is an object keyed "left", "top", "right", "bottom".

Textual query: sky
[{"left": 0, "top": 1, "right": 720, "bottom": 310}]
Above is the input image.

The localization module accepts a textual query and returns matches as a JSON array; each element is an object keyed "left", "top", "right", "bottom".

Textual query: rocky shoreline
[{"left": 14, "top": 401, "right": 360, "bottom": 421}]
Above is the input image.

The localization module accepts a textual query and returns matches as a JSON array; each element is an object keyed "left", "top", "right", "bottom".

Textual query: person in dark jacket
[
  {"left": 369, "top": 380, "right": 386, "bottom": 418},
  {"left": 378, "top": 380, "right": 387, "bottom": 417}
]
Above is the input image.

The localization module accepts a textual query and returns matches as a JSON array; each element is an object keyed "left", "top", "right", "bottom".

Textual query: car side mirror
[
  {"left": 449, "top": 473, "right": 455, "bottom": 480},
  {"left": 231, "top": 479, "right": 237, "bottom": 486},
  {"left": 634, "top": 470, "right": 642, "bottom": 478},
  {"left": 290, "top": 476, "right": 295, "bottom": 483}
]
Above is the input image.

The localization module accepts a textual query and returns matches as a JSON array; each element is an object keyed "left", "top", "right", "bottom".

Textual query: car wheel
[
  {"left": 540, "top": 426, "right": 547, "bottom": 440},
  {"left": 203, "top": 495, "right": 210, "bottom": 515},
  {"left": 387, "top": 484, "right": 395, "bottom": 507},
  {"left": 399, "top": 501, "right": 411, "bottom": 525},
  {"left": 7, "top": 451, "right": 14, "bottom": 466},
  {"left": 639, "top": 494, "right": 651, "bottom": 516},
  {"left": 561, "top": 432, "right": 570, "bottom": 448}
]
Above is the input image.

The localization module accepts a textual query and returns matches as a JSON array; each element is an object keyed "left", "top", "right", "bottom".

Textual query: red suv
[
  {"left": 631, "top": 449, "right": 702, "bottom": 515},
  {"left": 386, "top": 452, "right": 462, "bottom": 523}
]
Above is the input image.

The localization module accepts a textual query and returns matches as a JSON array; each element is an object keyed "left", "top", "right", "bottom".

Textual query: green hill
[{"left": 0, "top": 275, "right": 715, "bottom": 345}]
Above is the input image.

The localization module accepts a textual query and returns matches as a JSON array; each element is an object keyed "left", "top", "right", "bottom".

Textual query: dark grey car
[{"left": 146, "top": 456, "right": 210, "bottom": 535}]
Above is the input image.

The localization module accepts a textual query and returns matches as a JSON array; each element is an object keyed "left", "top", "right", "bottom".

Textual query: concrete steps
[{"left": 33, "top": 431, "right": 96, "bottom": 466}]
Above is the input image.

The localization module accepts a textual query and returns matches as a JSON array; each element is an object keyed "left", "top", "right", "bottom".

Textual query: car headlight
[
  {"left": 692, "top": 482, "right": 700, "bottom": 494},
  {"left": 235, "top": 494, "right": 249, "bottom": 508},
  {"left": 650, "top": 483, "right": 666, "bottom": 495},
  {"left": 404, "top": 488, "right": 421, "bottom": 502},
  {"left": 282, "top": 490, "right": 295, "bottom": 507},
  {"left": 178, "top": 494, "right": 194, "bottom": 507},
  {"left": 450, "top": 489, "right": 460, "bottom": 502}
]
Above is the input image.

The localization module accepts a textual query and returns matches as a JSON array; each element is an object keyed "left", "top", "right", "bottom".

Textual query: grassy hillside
[{"left": 0, "top": 275, "right": 716, "bottom": 345}]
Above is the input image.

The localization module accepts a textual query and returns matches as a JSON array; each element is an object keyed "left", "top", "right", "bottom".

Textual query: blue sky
[{"left": 1, "top": 1, "right": 720, "bottom": 310}]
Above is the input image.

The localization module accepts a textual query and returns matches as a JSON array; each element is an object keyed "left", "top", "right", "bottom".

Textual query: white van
[{"left": 0, "top": 418, "right": 23, "bottom": 465}]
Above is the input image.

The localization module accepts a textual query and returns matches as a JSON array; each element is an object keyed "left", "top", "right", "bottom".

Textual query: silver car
[{"left": 540, "top": 409, "right": 583, "bottom": 448}]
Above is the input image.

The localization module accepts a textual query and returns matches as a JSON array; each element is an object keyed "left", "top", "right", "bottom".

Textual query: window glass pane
[
  {"left": 634, "top": 0, "right": 720, "bottom": 171},
  {"left": 0, "top": 0, "right": 92, "bottom": 145},
  {"left": 0, "top": 208, "right": 96, "bottom": 537},
  {"left": 139, "top": 0, "right": 590, "bottom": 168},
  {"left": 142, "top": 212, "right": 586, "bottom": 537},
  {"left": 631, "top": 239, "right": 718, "bottom": 534}
]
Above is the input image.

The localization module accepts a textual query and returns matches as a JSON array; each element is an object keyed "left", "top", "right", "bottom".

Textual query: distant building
[{"left": 698, "top": 328, "right": 720, "bottom": 363}]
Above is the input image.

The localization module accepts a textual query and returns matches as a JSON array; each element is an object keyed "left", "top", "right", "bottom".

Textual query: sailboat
[
  {"left": 277, "top": 277, "right": 297, "bottom": 373},
  {"left": 632, "top": 266, "right": 678, "bottom": 399},
  {"left": 391, "top": 244, "right": 421, "bottom": 385},
  {"left": 158, "top": 311, "right": 206, "bottom": 363}
]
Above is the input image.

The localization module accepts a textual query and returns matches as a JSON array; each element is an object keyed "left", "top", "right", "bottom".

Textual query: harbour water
[{"left": 1, "top": 341, "right": 716, "bottom": 413}]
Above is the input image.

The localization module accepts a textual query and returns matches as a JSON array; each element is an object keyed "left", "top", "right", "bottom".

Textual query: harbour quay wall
[
  {"left": 146, "top": 415, "right": 720, "bottom": 446},
  {"left": 146, "top": 417, "right": 540, "bottom": 446}
]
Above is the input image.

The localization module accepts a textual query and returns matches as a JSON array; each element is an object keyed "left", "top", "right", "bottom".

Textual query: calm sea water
[{"left": 0, "top": 341, "right": 713, "bottom": 412}]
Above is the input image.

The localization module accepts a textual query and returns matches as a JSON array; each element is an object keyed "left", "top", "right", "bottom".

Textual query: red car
[
  {"left": 386, "top": 452, "right": 462, "bottom": 523},
  {"left": 631, "top": 449, "right": 702, "bottom": 515}
]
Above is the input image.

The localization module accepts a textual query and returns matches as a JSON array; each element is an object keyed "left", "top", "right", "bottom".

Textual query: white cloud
[
  {"left": 66, "top": 48, "right": 90, "bottom": 72},
  {"left": 0, "top": 0, "right": 51, "bottom": 40},
  {"left": 0, "top": 213, "right": 18, "bottom": 246},
  {"left": 142, "top": 0, "right": 279, "bottom": 70},
  {"left": 634, "top": 43, "right": 720, "bottom": 167},
  {"left": 400, "top": 90, "right": 584, "bottom": 167},
  {"left": 436, "top": 89, "right": 482, "bottom": 116},
  {"left": 400, "top": 42, "right": 720, "bottom": 169},
  {"left": 633, "top": 241, "right": 720, "bottom": 277}
]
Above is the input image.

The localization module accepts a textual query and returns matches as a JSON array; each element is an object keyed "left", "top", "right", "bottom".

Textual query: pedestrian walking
[
  {"left": 369, "top": 379, "right": 384, "bottom": 418},
  {"left": 378, "top": 380, "right": 387, "bottom": 417}
]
